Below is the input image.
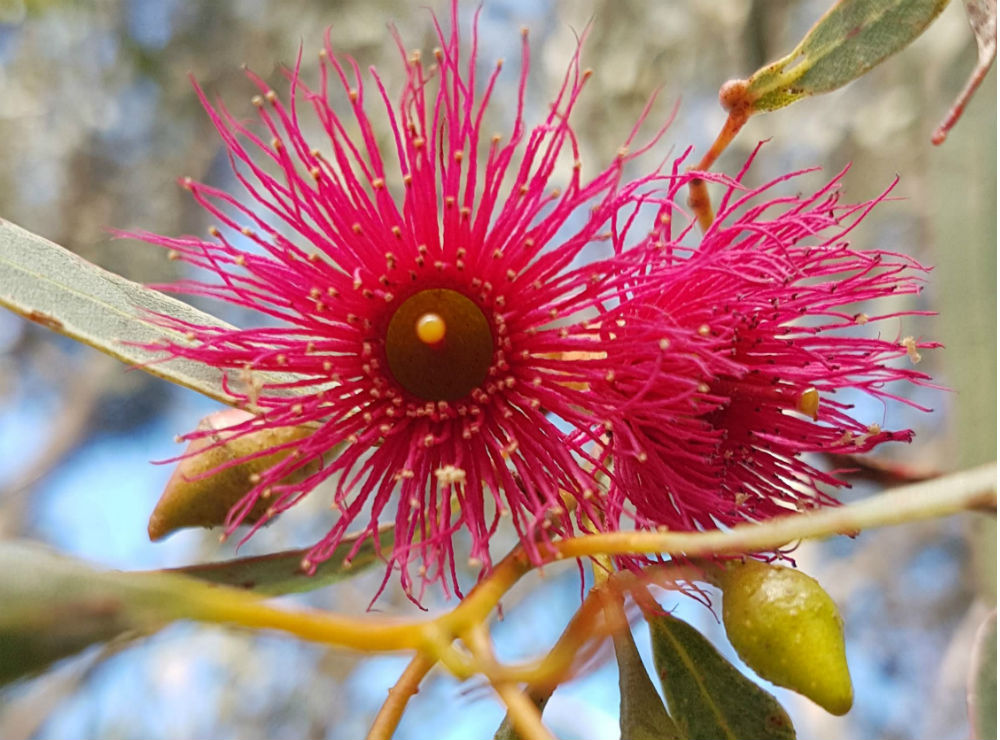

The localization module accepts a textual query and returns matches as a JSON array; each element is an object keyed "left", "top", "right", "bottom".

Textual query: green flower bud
[
  {"left": 718, "top": 559, "right": 853, "bottom": 715},
  {"left": 148, "top": 409, "right": 315, "bottom": 540}
]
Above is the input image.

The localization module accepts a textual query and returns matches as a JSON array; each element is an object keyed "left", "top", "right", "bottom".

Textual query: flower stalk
[
  {"left": 366, "top": 653, "right": 437, "bottom": 740},
  {"left": 152, "top": 463, "right": 993, "bottom": 662}
]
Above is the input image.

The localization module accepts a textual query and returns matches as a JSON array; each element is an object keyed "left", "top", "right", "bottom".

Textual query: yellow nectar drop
[
  {"left": 416, "top": 312, "right": 447, "bottom": 346},
  {"left": 797, "top": 387, "right": 820, "bottom": 420}
]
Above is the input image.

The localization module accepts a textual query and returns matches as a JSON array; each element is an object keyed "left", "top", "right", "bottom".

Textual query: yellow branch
[
  {"left": 167, "top": 463, "right": 995, "bottom": 656},
  {"left": 554, "top": 462, "right": 996, "bottom": 562},
  {"left": 464, "top": 624, "right": 556, "bottom": 740},
  {"left": 366, "top": 653, "right": 436, "bottom": 740}
]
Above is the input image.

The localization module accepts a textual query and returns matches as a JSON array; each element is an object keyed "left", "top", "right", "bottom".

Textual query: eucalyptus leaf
[
  {"left": 0, "top": 541, "right": 236, "bottom": 684},
  {"left": 969, "top": 610, "right": 997, "bottom": 740},
  {"left": 0, "top": 218, "right": 298, "bottom": 406},
  {"left": 167, "top": 525, "right": 393, "bottom": 596},
  {"left": 0, "top": 562, "right": 141, "bottom": 686},
  {"left": 0, "top": 532, "right": 390, "bottom": 685},
  {"left": 746, "top": 0, "right": 950, "bottom": 112},
  {"left": 648, "top": 612, "right": 795, "bottom": 740},
  {"left": 613, "top": 624, "right": 682, "bottom": 740}
]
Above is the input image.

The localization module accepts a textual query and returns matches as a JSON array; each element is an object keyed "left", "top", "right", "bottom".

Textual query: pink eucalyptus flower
[
  {"left": 128, "top": 2, "right": 670, "bottom": 600},
  {"left": 592, "top": 150, "right": 936, "bottom": 540}
]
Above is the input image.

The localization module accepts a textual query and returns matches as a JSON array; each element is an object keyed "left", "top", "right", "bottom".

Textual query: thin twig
[
  {"left": 688, "top": 81, "right": 755, "bottom": 231},
  {"left": 139, "top": 464, "right": 995, "bottom": 658},
  {"left": 464, "top": 625, "right": 556, "bottom": 740},
  {"left": 491, "top": 682, "right": 555, "bottom": 740},
  {"left": 556, "top": 462, "right": 997, "bottom": 561},
  {"left": 365, "top": 652, "right": 436, "bottom": 740}
]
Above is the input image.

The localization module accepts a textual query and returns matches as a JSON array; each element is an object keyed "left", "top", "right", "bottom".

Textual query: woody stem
[{"left": 365, "top": 652, "right": 437, "bottom": 740}]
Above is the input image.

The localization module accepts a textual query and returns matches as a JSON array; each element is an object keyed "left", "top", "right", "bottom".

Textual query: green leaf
[
  {"left": 0, "top": 217, "right": 298, "bottom": 406},
  {"left": 0, "top": 540, "right": 233, "bottom": 684},
  {"left": 0, "top": 557, "right": 142, "bottom": 686},
  {"left": 647, "top": 612, "right": 796, "bottom": 740},
  {"left": 0, "top": 531, "right": 390, "bottom": 684},
  {"left": 969, "top": 610, "right": 997, "bottom": 740},
  {"left": 167, "top": 524, "right": 393, "bottom": 596},
  {"left": 746, "top": 0, "right": 951, "bottom": 112},
  {"left": 613, "top": 624, "right": 683, "bottom": 740}
]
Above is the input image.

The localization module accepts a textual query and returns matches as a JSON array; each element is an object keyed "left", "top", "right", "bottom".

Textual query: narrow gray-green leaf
[
  {"left": 0, "top": 218, "right": 297, "bottom": 406},
  {"left": 746, "top": 0, "right": 951, "bottom": 111},
  {"left": 0, "top": 540, "right": 254, "bottom": 684},
  {"left": 969, "top": 610, "right": 997, "bottom": 740},
  {"left": 648, "top": 612, "right": 795, "bottom": 740},
  {"left": 0, "top": 531, "right": 390, "bottom": 685},
  {"left": 166, "top": 524, "right": 393, "bottom": 596},
  {"left": 0, "top": 560, "right": 141, "bottom": 685},
  {"left": 613, "top": 625, "right": 682, "bottom": 740}
]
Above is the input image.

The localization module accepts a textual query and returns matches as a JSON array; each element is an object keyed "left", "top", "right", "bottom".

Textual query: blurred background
[{"left": 0, "top": 1, "right": 995, "bottom": 738}]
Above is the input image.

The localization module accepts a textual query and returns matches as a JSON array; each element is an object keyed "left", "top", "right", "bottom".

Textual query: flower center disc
[{"left": 385, "top": 289, "right": 493, "bottom": 401}]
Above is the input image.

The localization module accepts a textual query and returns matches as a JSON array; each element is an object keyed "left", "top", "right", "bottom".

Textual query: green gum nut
[
  {"left": 718, "top": 559, "right": 853, "bottom": 716},
  {"left": 148, "top": 409, "right": 315, "bottom": 541}
]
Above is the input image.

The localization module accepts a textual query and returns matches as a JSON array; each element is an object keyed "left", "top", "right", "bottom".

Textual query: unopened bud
[
  {"left": 148, "top": 409, "right": 315, "bottom": 540},
  {"left": 719, "top": 559, "right": 853, "bottom": 715}
]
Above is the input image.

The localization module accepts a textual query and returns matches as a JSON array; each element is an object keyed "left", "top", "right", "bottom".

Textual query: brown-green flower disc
[{"left": 385, "top": 289, "right": 493, "bottom": 401}]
